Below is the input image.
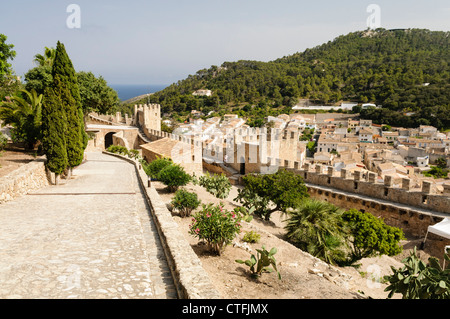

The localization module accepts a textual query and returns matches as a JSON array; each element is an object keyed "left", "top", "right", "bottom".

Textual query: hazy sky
[{"left": 1, "top": 0, "right": 449, "bottom": 86}]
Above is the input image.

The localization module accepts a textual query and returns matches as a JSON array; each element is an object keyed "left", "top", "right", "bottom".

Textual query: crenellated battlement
[
  {"left": 231, "top": 127, "right": 300, "bottom": 143},
  {"left": 261, "top": 159, "right": 450, "bottom": 215},
  {"left": 134, "top": 104, "right": 161, "bottom": 132}
]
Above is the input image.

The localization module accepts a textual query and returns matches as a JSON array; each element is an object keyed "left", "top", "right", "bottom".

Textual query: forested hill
[{"left": 140, "top": 28, "right": 450, "bottom": 130}]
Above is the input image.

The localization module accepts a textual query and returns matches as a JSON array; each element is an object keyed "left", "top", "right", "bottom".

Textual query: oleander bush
[{"left": 189, "top": 203, "right": 242, "bottom": 255}]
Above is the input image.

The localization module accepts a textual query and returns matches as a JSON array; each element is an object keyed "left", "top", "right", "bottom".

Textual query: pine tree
[
  {"left": 52, "top": 41, "right": 86, "bottom": 169},
  {"left": 41, "top": 82, "right": 68, "bottom": 182}
]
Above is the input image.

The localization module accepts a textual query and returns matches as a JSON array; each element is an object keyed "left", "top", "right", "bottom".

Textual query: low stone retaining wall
[
  {"left": 0, "top": 157, "right": 50, "bottom": 204},
  {"left": 103, "top": 151, "right": 221, "bottom": 299}
]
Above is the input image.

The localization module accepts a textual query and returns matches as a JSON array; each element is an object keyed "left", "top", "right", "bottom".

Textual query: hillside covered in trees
[{"left": 136, "top": 28, "right": 449, "bottom": 130}]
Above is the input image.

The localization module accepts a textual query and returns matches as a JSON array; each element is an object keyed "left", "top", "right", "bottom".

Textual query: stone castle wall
[
  {"left": 278, "top": 161, "right": 450, "bottom": 215},
  {"left": 306, "top": 184, "right": 441, "bottom": 236},
  {"left": 305, "top": 183, "right": 450, "bottom": 262}
]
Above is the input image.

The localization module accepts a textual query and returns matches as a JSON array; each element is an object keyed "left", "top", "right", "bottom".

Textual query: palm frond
[{"left": 284, "top": 198, "right": 348, "bottom": 265}]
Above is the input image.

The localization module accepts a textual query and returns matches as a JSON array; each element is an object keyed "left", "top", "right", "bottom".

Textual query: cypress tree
[
  {"left": 52, "top": 41, "right": 86, "bottom": 169},
  {"left": 41, "top": 81, "right": 68, "bottom": 182}
]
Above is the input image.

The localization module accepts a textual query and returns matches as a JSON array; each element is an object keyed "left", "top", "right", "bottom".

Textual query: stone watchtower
[
  {"left": 146, "top": 104, "right": 161, "bottom": 131},
  {"left": 134, "top": 104, "right": 161, "bottom": 131}
]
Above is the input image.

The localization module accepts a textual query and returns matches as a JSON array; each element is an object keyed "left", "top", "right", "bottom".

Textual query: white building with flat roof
[{"left": 192, "top": 89, "right": 212, "bottom": 96}]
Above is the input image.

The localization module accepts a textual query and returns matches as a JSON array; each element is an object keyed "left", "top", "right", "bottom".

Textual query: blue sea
[{"left": 110, "top": 84, "right": 169, "bottom": 101}]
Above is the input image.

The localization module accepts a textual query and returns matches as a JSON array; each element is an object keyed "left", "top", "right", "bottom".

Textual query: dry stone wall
[{"left": 0, "top": 157, "right": 50, "bottom": 204}]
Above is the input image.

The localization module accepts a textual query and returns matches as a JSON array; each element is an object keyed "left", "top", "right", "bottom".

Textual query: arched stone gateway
[
  {"left": 85, "top": 124, "right": 140, "bottom": 151},
  {"left": 104, "top": 132, "right": 114, "bottom": 149}
]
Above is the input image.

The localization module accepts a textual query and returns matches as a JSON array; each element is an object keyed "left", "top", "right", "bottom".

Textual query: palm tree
[
  {"left": 0, "top": 89, "right": 43, "bottom": 149},
  {"left": 284, "top": 198, "right": 349, "bottom": 265},
  {"left": 33, "top": 47, "right": 56, "bottom": 67}
]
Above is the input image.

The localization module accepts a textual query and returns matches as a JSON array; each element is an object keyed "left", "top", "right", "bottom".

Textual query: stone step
[
  {"left": 228, "top": 174, "right": 242, "bottom": 185},
  {"left": 218, "top": 163, "right": 239, "bottom": 176}
]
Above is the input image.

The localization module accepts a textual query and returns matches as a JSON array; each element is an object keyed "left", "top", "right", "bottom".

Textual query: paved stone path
[{"left": 0, "top": 152, "right": 177, "bottom": 299}]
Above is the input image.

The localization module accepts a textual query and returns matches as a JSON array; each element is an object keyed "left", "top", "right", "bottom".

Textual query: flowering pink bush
[{"left": 189, "top": 203, "right": 242, "bottom": 255}]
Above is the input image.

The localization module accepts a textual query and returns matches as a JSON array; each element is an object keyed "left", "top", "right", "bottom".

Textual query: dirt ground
[{"left": 151, "top": 179, "right": 432, "bottom": 300}]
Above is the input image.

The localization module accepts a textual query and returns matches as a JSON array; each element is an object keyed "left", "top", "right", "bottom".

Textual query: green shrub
[
  {"left": 422, "top": 166, "right": 449, "bottom": 179},
  {"left": 143, "top": 156, "right": 173, "bottom": 179},
  {"left": 140, "top": 159, "right": 151, "bottom": 176},
  {"left": 189, "top": 203, "right": 242, "bottom": 255},
  {"left": 158, "top": 163, "right": 191, "bottom": 192},
  {"left": 171, "top": 189, "right": 201, "bottom": 217},
  {"left": 0, "top": 133, "right": 7, "bottom": 151},
  {"left": 242, "top": 231, "right": 260, "bottom": 243},
  {"left": 234, "top": 169, "right": 309, "bottom": 221},
  {"left": 235, "top": 246, "right": 281, "bottom": 279},
  {"left": 436, "top": 157, "right": 447, "bottom": 169},
  {"left": 285, "top": 202, "right": 406, "bottom": 266},
  {"left": 107, "top": 145, "right": 129, "bottom": 156},
  {"left": 106, "top": 145, "right": 143, "bottom": 162},
  {"left": 190, "top": 173, "right": 199, "bottom": 185},
  {"left": 342, "top": 209, "right": 405, "bottom": 261},
  {"left": 129, "top": 149, "right": 140, "bottom": 159},
  {"left": 198, "top": 172, "right": 232, "bottom": 199},
  {"left": 234, "top": 187, "right": 270, "bottom": 220},
  {"left": 233, "top": 206, "right": 254, "bottom": 223}
]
